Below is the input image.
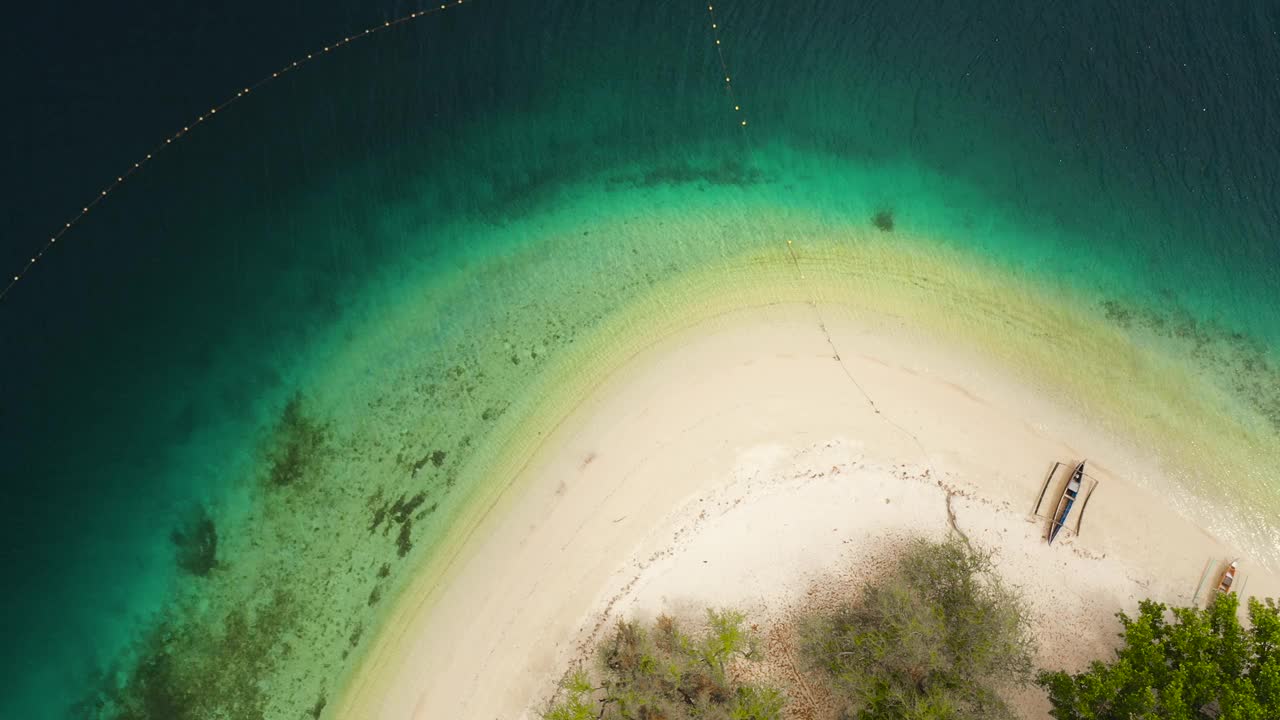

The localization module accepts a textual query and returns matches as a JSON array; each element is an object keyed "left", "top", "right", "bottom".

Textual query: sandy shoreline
[{"left": 336, "top": 301, "right": 1279, "bottom": 719}]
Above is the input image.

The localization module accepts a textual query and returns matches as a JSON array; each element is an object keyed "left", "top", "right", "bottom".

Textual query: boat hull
[{"left": 1048, "top": 460, "right": 1086, "bottom": 545}]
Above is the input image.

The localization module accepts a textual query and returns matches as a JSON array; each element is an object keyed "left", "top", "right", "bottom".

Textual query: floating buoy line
[
  {"left": 706, "top": 4, "right": 748, "bottom": 129},
  {"left": 1, "top": 1, "right": 474, "bottom": 304},
  {"left": 4, "top": 0, "right": 762, "bottom": 305}
]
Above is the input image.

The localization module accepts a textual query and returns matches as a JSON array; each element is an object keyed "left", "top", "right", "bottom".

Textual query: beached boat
[
  {"left": 1217, "top": 560, "right": 1239, "bottom": 594},
  {"left": 1047, "top": 460, "right": 1085, "bottom": 545}
]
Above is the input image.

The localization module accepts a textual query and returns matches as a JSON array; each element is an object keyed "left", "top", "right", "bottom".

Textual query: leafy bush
[
  {"left": 543, "top": 609, "right": 785, "bottom": 720},
  {"left": 802, "top": 536, "right": 1035, "bottom": 719},
  {"left": 1038, "top": 592, "right": 1280, "bottom": 719}
]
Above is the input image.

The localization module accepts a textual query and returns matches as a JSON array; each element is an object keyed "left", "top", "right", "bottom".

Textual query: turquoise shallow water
[{"left": 1, "top": 2, "right": 1278, "bottom": 718}]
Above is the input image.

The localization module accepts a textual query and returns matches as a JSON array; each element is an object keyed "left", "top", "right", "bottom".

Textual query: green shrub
[
  {"left": 1038, "top": 593, "right": 1280, "bottom": 720},
  {"left": 802, "top": 536, "right": 1035, "bottom": 719},
  {"left": 543, "top": 609, "right": 785, "bottom": 720}
]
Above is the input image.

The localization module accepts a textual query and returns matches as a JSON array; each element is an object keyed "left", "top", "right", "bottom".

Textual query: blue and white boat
[{"left": 1048, "top": 460, "right": 1086, "bottom": 545}]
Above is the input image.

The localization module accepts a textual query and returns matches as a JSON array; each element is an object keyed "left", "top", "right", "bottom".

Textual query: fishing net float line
[
  {"left": 1, "top": 0, "right": 474, "bottom": 304},
  {"left": 3, "top": 1, "right": 761, "bottom": 305},
  {"left": 707, "top": 4, "right": 748, "bottom": 129}
]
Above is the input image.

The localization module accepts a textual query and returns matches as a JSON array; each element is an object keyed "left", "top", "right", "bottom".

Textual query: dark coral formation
[
  {"left": 1100, "top": 298, "right": 1280, "bottom": 432},
  {"left": 266, "top": 392, "right": 330, "bottom": 487},
  {"left": 367, "top": 491, "right": 437, "bottom": 558},
  {"left": 83, "top": 589, "right": 298, "bottom": 720},
  {"left": 872, "top": 208, "right": 895, "bottom": 232},
  {"left": 368, "top": 491, "right": 426, "bottom": 534},
  {"left": 308, "top": 694, "right": 327, "bottom": 720},
  {"left": 73, "top": 207, "right": 673, "bottom": 720},
  {"left": 408, "top": 449, "right": 448, "bottom": 477},
  {"left": 342, "top": 622, "right": 364, "bottom": 660},
  {"left": 395, "top": 521, "right": 415, "bottom": 558},
  {"left": 170, "top": 506, "right": 218, "bottom": 577}
]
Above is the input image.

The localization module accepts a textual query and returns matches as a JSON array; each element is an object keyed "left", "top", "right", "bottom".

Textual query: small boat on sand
[
  {"left": 1217, "top": 560, "right": 1239, "bottom": 594},
  {"left": 1048, "top": 460, "right": 1085, "bottom": 545}
]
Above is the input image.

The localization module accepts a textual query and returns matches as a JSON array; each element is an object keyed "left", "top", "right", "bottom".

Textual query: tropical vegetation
[
  {"left": 544, "top": 536, "right": 1280, "bottom": 720},
  {"left": 802, "top": 536, "right": 1036, "bottom": 719},
  {"left": 1039, "top": 592, "right": 1280, "bottom": 720},
  {"left": 544, "top": 609, "right": 785, "bottom": 720}
]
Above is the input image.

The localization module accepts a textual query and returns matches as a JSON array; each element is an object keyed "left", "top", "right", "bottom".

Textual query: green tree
[
  {"left": 802, "top": 536, "right": 1036, "bottom": 719},
  {"left": 1039, "top": 593, "right": 1280, "bottom": 720},
  {"left": 543, "top": 609, "right": 785, "bottom": 720}
]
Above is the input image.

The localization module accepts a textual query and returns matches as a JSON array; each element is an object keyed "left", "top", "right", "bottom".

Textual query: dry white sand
[{"left": 336, "top": 302, "right": 1279, "bottom": 719}]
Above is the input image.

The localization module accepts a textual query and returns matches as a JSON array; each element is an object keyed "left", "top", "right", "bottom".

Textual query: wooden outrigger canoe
[
  {"left": 1047, "top": 460, "right": 1086, "bottom": 545},
  {"left": 1217, "top": 560, "right": 1239, "bottom": 594}
]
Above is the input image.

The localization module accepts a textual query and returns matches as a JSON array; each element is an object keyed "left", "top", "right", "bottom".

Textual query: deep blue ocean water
[{"left": 1, "top": 2, "right": 1277, "bottom": 717}]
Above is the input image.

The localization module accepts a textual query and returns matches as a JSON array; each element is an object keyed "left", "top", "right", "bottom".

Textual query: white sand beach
[{"left": 335, "top": 301, "right": 1279, "bottom": 719}]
